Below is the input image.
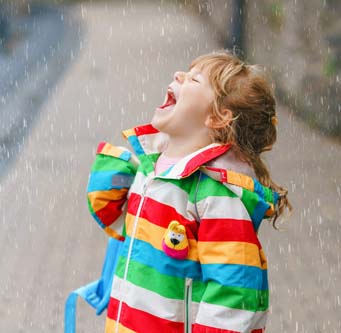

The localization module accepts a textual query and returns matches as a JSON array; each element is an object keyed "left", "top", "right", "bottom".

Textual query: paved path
[{"left": 0, "top": 2, "right": 340, "bottom": 332}]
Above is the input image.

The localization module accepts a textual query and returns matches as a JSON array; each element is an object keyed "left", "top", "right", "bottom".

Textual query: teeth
[{"left": 167, "top": 88, "right": 176, "bottom": 100}]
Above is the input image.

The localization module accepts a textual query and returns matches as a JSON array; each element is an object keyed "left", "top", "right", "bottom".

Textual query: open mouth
[{"left": 156, "top": 88, "right": 176, "bottom": 111}]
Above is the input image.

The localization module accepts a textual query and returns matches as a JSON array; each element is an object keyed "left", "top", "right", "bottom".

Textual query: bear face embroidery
[{"left": 162, "top": 221, "right": 189, "bottom": 260}]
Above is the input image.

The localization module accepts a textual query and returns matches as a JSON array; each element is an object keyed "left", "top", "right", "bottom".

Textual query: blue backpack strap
[{"left": 64, "top": 237, "right": 123, "bottom": 333}]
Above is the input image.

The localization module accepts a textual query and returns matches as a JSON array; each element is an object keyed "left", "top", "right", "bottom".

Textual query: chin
[
  {"left": 151, "top": 116, "right": 167, "bottom": 133},
  {"left": 150, "top": 117, "right": 160, "bottom": 130}
]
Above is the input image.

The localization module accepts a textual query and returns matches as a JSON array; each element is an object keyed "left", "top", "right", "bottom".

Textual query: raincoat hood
[{"left": 122, "top": 123, "right": 279, "bottom": 232}]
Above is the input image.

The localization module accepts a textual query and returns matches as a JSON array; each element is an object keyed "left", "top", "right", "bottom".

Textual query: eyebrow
[
  {"left": 188, "top": 68, "right": 203, "bottom": 78},
  {"left": 190, "top": 68, "right": 201, "bottom": 75}
]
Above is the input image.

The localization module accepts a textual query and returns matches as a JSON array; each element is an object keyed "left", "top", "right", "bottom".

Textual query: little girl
[{"left": 87, "top": 50, "right": 291, "bottom": 333}]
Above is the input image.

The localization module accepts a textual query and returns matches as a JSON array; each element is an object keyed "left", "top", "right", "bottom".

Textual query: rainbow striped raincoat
[{"left": 87, "top": 124, "right": 279, "bottom": 333}]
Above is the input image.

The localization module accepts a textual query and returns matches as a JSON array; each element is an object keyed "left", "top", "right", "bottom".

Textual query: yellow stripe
[
  {"left": 88, "top": 189, "right": 128, "bottom": 212},
  {"left": 122, "top": 128, "right": 136, "bottom": 139},
  {"left": 104, "top": 227, "right": 123, "bottom": 240},
  {"left": 227, "top": 170, "right": 254, "bottom": 191},
  {"left": 198, "top": 241, "right": 263, "bottom": 268},
  {"left": 265, "top": 202, "right": 275, "bottom": 216},
  {"left": 125, "top": 213, "right": 198, "bottom": 261},
  {"left": 100, "top": 144, "right": 125, "bottom": 158},
  {"left": 259, "top": 248, "right": 268, "bottom": 269},
  {"left": 105, "top": 318, "right": 136, "bottom": 333}
]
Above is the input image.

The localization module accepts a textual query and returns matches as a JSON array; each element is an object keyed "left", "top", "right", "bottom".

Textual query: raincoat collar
[{"left": 122, "top": 124, "right": 232, "bottom": 179}]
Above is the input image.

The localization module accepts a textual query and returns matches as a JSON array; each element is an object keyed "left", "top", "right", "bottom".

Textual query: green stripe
[
  {"left": 114, "top": 258, "right": 267, "bottom": 311},
  {"left": 263, "top": 185, "right": 273, "bottom": 203},
  {"left": 159, "top": 177, "right": 194, "bottom": 197},
  {"left": 138, "top": 154, "right": 158, "bottom": 175},
  {"left": 192, "top": 280, "right": 206, "bottom": 302},
  {"left": 115, "top": 257, "right": 185, "bottom": 300},
  {"left": 241, "top": 189, "right": 259, "bottom": 218},
  {"left": 87, "top": 197, "right": 95, "bottom": 215},
  {"left": 159, "top": 174, "right": 237, "bottom": 205},
  {"left": 193, "top": 174, "right": 237, "bottom": 202},
  {"left": 202, "top": 281, "right": 269, "bottom": 312},
  {"left": 122, "top": 222, "right": 127, "bottom": 237},
  {"left": 148, "top": 153, "right": 161, "bottom": 163},
  {"left": 91, "top": 154, "right": 136, "bottom": 174}
]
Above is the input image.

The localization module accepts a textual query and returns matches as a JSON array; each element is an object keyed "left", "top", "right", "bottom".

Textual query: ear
[{"left": 205, "top": 108, "right": 233, "bottom": 129}]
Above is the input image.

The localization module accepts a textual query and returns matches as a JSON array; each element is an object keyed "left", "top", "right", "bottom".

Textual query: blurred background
[{"left": 0, "top": 0, "right": 340, "bottom": 332}]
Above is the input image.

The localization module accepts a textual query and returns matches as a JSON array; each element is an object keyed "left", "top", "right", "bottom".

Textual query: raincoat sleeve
[
  {"left": 194, "top": 192, "right": 268, "bottom": 333},
  {"left": 87, "top": 142, "right": 138, "bottom": 240}
]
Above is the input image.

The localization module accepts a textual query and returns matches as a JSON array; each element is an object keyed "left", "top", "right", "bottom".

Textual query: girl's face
[{"left": 151, "top": 66, "right": 215, "bottom": 137}]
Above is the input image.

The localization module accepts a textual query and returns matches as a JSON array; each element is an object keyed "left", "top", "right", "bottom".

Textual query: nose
[
  {"left": 173, "top": 71, "right": 185, "bottom": 83},
  {"left": 170, "top": 238, "right": 180, "bottom": 246}
]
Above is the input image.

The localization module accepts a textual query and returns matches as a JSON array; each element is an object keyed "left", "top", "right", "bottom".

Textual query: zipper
[
  {"left": 115, "top": 174, "right": 153, "bottom": 333},
  {"left": 184, "top": 278, "right": 193, "bottom": 333}
]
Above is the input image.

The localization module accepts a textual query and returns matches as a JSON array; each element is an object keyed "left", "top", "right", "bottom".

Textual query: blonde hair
[{"left": 190, "top": 49, "right": 292, "bottom": 227}]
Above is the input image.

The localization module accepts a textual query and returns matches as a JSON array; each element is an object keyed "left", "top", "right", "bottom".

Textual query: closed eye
[{"left": 192, "top": 78, "right": 200, "bottom": 83}]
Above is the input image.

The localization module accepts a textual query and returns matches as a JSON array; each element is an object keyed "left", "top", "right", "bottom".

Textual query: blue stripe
[
  {"left": 127, "top": 136, "right": 144, "bottom": 156},
  {"left": 273, "top": 191, "right": 279, "bottom": 205},
  {"left": 253, "top": 180, "right": 264, "bottom": 199},
  {"left": 119, "top": 236, "right": 202, "bottom": 280},
  {"left": 158, "top": 165, "right": 174, "bottom": 177},
  {"left": 91, "top": 212, "right": 106, "bottom": 229},
  {"left": 87, "top": 171, "right": 134, "bottom": 192},
  {"left": 119, "top": 150, "right": 132, "bottom": 161},
  {"left": 117, "top": 237, "right": 267, "bottom": 290},
  {"left": 251, "top": 199, "right": 270, "bottom": 230},
  {"left": 254, "top": 178, "right": 279, "bottom": 207},
  {"left": 201, "top": 263, "right": 268, "bottom": 291}
]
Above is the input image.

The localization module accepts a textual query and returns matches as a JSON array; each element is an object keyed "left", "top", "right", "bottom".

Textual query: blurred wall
[
  {"left": 246, "top": 0, "right": 341, "bottom": 137},
  {"left": 185, "top": 0, "right": 341, "bottom": 137}
]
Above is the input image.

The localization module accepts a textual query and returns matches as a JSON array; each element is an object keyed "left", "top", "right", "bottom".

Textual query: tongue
[{"left": 159, "top": 93, "right": 176, "bottom": 109}]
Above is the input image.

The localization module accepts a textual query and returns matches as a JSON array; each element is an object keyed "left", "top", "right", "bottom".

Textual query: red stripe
[
  {"left": 193, "top": 323, "right": 240, "bottom": 333},
  {"left": 127, "top": 192, "right": 198, "bottom": 238},
  {"left": 198, "top": 218, "right": 261, "bottom": 248},
  {"left": 96, "top": 142, "right": 106, "bottom": 154},
  {"left": 181, "top": 144, "right": 232, "bottom": 177},
  {"left": 95, "top": 198, "right": 126, "bottom": 226},
  {"left": 205, "top": 166, "right": 228, "bottom": 183},
  {"left": 107, "top": 296, "right": 119, "bottom": 320},
  {"left": 193, "top": 323, "right": 265, "bottom": 333},
  {"left": 107, "top": 297, "right": 184, "bottom": 333},
  {"left": 134, "top": 124, "right": 159, "bottom": 136}
]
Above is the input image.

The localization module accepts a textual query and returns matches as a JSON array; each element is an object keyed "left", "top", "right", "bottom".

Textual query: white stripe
[
  {"left": 130, "top": 172, "right": 198, "bottom": 221},
  {"left": 146, "top": 180, "right": 196, "bottom": 218},
  {"left": 162, "top": 143, "right": 223, "bottom": 179},
  {"left": 128, "top": 170, "right": 147, "bottom": 197},
  {"left": 196, "top": 301, "right": 267, "bottom": 332},
  {"left": 111, "top": 276, "right": 185, "bottom": 322},
  {"left": 137, "top": 132, "right": 169, "bottom": 155},
  {"left": 198, "top": 195, "right": 251, "bottom": 221},
  {"left": 224, "top": 183, "right": 243, "bottom": 198},
  {"left": 191, "top": 302, "right": 200, "bottom": 326}
]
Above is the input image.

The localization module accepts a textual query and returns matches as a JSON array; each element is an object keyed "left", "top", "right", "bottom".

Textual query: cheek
[{"left": 181, "top": 88, "right": 212, "bottom": 110}]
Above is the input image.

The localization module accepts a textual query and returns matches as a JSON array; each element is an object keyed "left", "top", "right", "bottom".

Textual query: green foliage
[
  {"left": 323, "top": 55, "right": 339, "bottom": 76},
  {"left": 267, "top": 1, "right": 284, "bottom": 32}
]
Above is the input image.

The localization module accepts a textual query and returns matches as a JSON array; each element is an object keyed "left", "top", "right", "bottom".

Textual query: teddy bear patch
[{"left": 162, "top": 221, "right": 189, "bottom": 260}]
